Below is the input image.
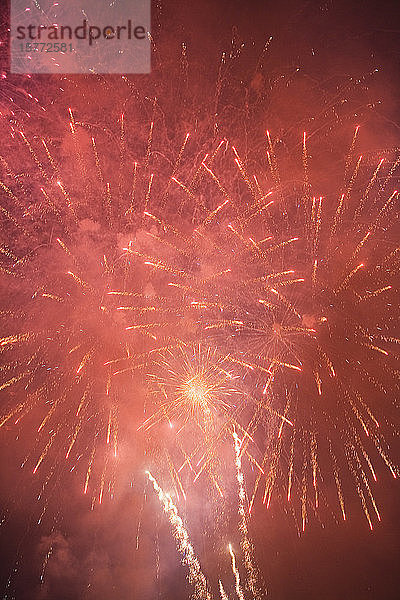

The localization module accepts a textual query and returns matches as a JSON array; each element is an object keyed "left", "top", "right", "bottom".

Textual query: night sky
[{"left": 0, "top": 1, "right": 400, "bottom": 599}]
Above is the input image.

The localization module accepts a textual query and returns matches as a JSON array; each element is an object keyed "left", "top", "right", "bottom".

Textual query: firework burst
[
  {"left": 131, "top": 127, "right": 399, "bottom": 529},
  {"left": 0, "top": 107, "right": 177, "bottom": 508},
  {"left": 0, "top": 59, "right": 398, "bottom": 600}
]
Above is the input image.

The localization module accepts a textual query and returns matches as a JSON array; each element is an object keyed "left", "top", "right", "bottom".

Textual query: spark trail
[{"left": 146, "top": 470, "right": 213, "bottom": 600}]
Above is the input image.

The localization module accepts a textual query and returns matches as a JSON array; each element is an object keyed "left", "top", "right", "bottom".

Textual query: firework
[
  {"left": 141, "top": 343, "right": 250, "bottom": 497},
  {"left": 233, "top": 431, "right": 260, "bottom": 599},
  {"left": 0, "top": 34, "right": 398, "bottom": 598},
  {"left": 147, "top": 445, "right": 265, "bottom": 600},
  {"left": 1, "top": 104, "right": 399, "bottom": 527},
  {"left": 130, "top": 127, "right": 399, "bottom": 530},
  {"left": 0, "top": 106, "right": 176, "bottom": 508},
  {"left": 146, "top": 470, "right": 213, "bottom": 600}
]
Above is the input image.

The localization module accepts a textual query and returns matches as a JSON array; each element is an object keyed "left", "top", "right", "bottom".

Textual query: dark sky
[{"left": 0, "top": 1, "right": 400, "bottom": 599}]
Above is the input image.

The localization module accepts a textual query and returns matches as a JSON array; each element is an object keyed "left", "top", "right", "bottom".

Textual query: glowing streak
[
  {"left": 311, "top": 433, "right": 319, "bottom": 508},
  {"left": 201, "top": 162, "right": 233, "bottom": 209},
  {"left": 245, "top": 198, "right": 274, "bottom": 223},
  {"left": 0, "top": 203, "right": 26, "bottom": 235},
  {"left": 76, "top": 385, "right": 90, "bottom": 416},
  {"left": 106, "top": 409, "right": 112, "bottom": 444},
  {"left": 349, "top": 231, "right": 371, "bottom": 264},
  {"left": 144, "top": 120, "right": 154, "bottom": 169},
  {"left": 333, "top": 464, "right": 346, "bottom": 521},
  {"left": 0, "top": 400, "right": 29, "bottom": 428},
  {"left": 199, "top": 198, "right": 229, "bottom": 228},
  {"left": 146, "top": 471, "right": 213, "bottom": 600},
  {"left": 218, "top": 580, "right": 229, "bottom": 600},
  {"left": 332, "top": 193, "right": 345, "bottom": 236},
  {"left": 362, "top": 449, "right": 377, "bottom": 482},
  {"left": 301, "top": 459, "right": 307, "bottom": 532},
  {"left": 287, "top": 433, "right": 295, "bottom": 502},
  {"left": 355, "top": 158, "right": 384, "bottom": 217},
  {"left": 172, "top": 176, "right": 198, "bottom": 203},
  {"left": 125, "top": 161, "right": 138, "bottom": 216},
  {"left": 38, "top": 398, "right": 61, "bottom": 433},
  {"left": 76, "top": 349, "right": 94, "bottom": 374},
  {"left": 99, "top": 459, "right": 107, "bottom": 504},
  {"left": 40, "top": 545, "right": 53, "bottom": 584},
  {"left": 66, "top": 271, "right": 91, "bottom": 291},
  {"left": 0, "top": 333, "right": 31, "bottom": 347},
  {"left": 344, "top": 125, "right": 360, "bottom": 179},
  {"left": 358, "top": 286, "right": 392, "bottom": 301},
  {"left": 56, "top": 180, "right": 77, "bottom": 221},
  {"left": 371, "top": 190, "right": 398, "bottom": 231},
  {"left": 233, "top": 145, "right": 258, "bottom": 200},
  {"left": 228, "top": 544, "right": 245, "bottom": 600},
  {"left": 41, "top": 293, "right": 63, "bottom": 302},
  {"left": 19, "top": 130, "right": 47, "bottom": 180},
  {"left": 335, "top": 263, "right": 364, "bottom": 293},
  {"left": 302, "top": 131, "right": 310, "bottom": 199},
  {"left": 364, "top": 344, "right": 388, "bottom": 356},
  {"left": 269, "top": 287, "right": 302, "bottom": 319},
  {"left": 91, "top": 137, "right": 105, "bottom": 188},
  {"left": 0, "top": 373, "right": 26, "bottom": 391},
  {"left": 33, "top": 431, "right": 57, "bottom": 474},
  {"left": 84, "top": 447, "right": 95, "bottom": 494},
  {"left": 143, "top": 173, "right": 154, "bottom": 215},
  {"left": 233, "top": 431, "right": 260, "bottom": 600},
  {"left": 65, "top": 420, "right": 81, "bottom": 459}
]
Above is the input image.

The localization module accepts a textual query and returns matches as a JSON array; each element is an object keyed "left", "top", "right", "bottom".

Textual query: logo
[{"left": 10, "top": 0, "right": 151, "bottom": 74}]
